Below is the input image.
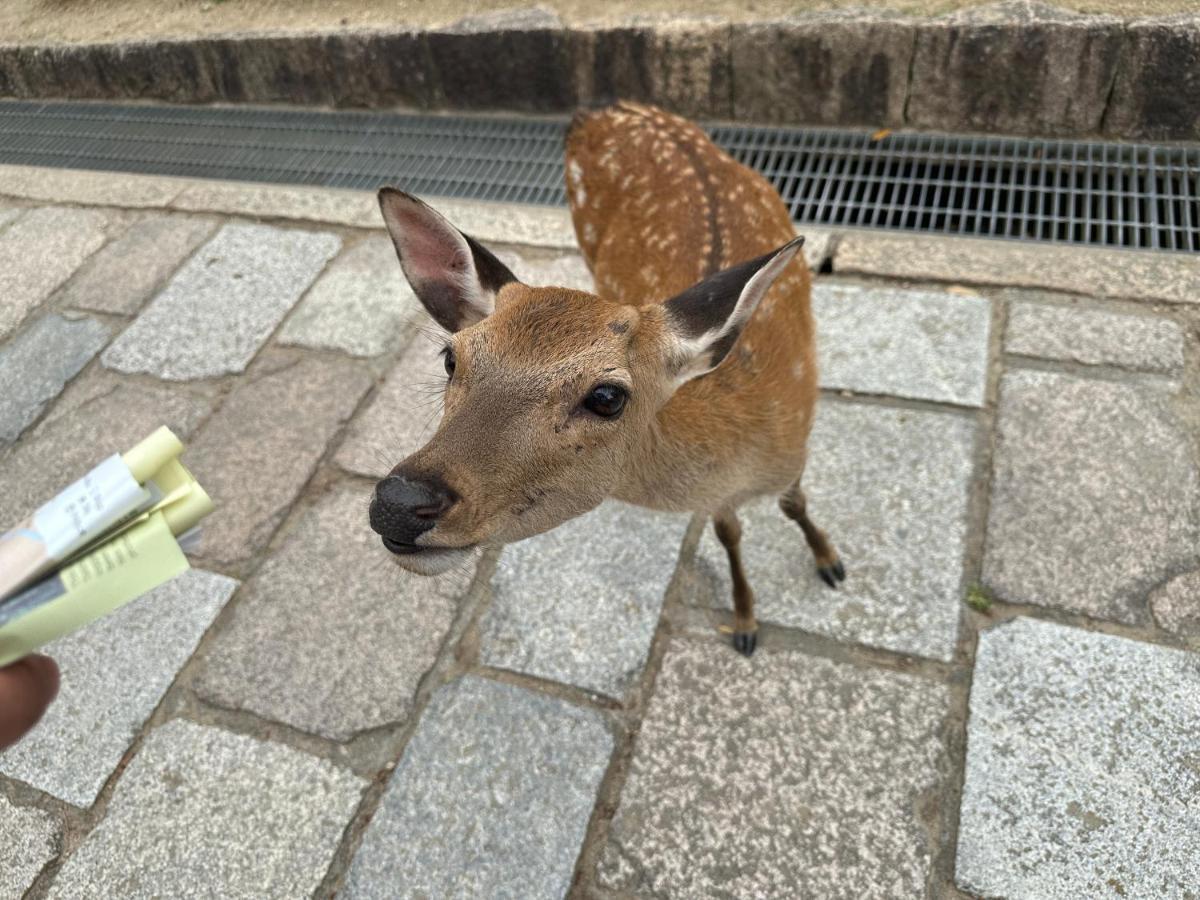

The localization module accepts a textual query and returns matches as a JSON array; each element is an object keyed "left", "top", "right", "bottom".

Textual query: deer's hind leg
[
  {"left": 779, "top": 479, "right": 845, "bottom": 589},
  {"left": 713, "top": 509, "right": 758, "bottom": 657}
]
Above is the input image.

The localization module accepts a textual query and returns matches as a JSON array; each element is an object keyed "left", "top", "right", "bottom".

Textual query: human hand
[{"left": 0, "top": 655, "right": 59, "bottom": 750}]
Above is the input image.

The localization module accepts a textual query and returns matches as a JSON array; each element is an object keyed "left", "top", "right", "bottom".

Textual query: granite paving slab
[
  {"left": 0, "top": 206, "right": 111, "bottom": 341},
  {"left": 598, "top": 638, "right": 949, "bottom": 898},
  {"left": 496, "top": 247, "right": 595, "bottom": 292},
  {"left": 0, "top": 799, "right": 58, "bottom": 900},
  {"left": 343, "top": 675, "right": 612, "bottom": 900},
  {"left": 0, "top": 374, "right": 215, "bottom": 523},
  {"left": 1005, "top": 299, "right": 1185, "bottom": 372},
  {"left": 0, "top": 570, "right": 237, "bottom": 808},
  {"left": 480, "top": 501, "right": 688, "bottom": 698},
  {"left": 835, "top": 231, "right": 1200, "bottom": 305},
  {"left": 193, "top": 486, "right": 467, "bottom": 740},
  {"left": 46, "top": 719, "right": 364, "bottom": 899},
  {"left": 335, "top": 336, "right": 447, "bottom": 479},
  {"left": 956, "top": 617, "right": 1200, "bottom": 898},
  {"left": 101, "top": 222, "right": 341, "bottom": 379},
  {"left": 183, "top": 351, "right": 373, "bottom": 565},
  {"left": 0, "top": 313, "right": 109, "bottom": 444},
  {"left": 0, "top": 164, "right": 184, "bottom": 209},
  {"left": 278, "top": 235, "right": 420, "bottom": 357},
  {"left": 1149, "top": 570, "right": 1200, "bottom": 638},
  {"left": 983, "top": 370, "right": 1200, "bottom": 623},
  {"left": 55, "top": 213, "right": 217, "bottom": 316},
  {"left": 813, "top": 282, "right": 991, "bottom": 406},
  {"left": 0, "top": 208, "right": 21, "bottom": 232},
  {"left": 692, "top": 401, "right": 974, "bottom": 661}
]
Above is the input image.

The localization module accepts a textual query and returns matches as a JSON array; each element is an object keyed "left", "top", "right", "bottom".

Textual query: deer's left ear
[
  {"left": 378, "top": 187, "right": 518, "bottom": 333},
  {"left": 660, "top": 237, "right": 805, "bottom": 384}
]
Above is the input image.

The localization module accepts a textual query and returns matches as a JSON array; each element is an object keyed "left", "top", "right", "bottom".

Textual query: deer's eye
[
  {"left": 441, "top": 346, "right": 456, "bottom": 378},
  {"left": 582, "top": 384, "right": 627, "bottom": 419}
]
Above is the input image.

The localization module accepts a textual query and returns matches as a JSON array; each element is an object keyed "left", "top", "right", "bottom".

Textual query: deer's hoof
[
  {"left": 818, "top": 559, "right": 846, "bottom": 589},
  {"left": 732, "top": 630, "right": 758, "bottom": 656}
]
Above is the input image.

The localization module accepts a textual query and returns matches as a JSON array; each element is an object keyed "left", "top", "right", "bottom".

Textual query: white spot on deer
[
  {"left": 567, "top": 159, "right": 587, "bottom": 208},
  {"left": 583, "top": 222, "right": 596, "bottom": 245},
  {"left": 792, "top": 360, "right": 806, "bottom": 380}
]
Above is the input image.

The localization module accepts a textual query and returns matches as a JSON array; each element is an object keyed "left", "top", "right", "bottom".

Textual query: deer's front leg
[{"left": 714, "top": 510, "right": 757, "bottom": 656}]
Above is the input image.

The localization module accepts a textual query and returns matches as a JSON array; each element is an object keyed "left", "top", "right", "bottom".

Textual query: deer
[{"left": 368, "top": 100, "right": 843, "bottom": 656}]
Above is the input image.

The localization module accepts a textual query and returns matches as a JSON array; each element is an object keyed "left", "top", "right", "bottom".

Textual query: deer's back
[{"left": 565, "top": 102, "right": 819, "bottom": 511}]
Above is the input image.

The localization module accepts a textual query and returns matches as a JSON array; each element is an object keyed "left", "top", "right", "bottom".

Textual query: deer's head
[{"left": 368, "top": 189, "right": 802, "bottom": 574}]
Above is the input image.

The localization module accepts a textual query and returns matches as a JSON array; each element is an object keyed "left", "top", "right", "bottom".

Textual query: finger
[{"left": 0, "top": 655, "right": 60, "bottom": 750}]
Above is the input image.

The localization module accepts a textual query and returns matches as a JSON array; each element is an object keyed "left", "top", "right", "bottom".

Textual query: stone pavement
[{"left": 0, "top": 164, "right": 1197, "bottom": 899}]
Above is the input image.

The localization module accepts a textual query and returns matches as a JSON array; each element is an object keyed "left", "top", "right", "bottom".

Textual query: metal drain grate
[{"left": 1, "top": 100, "right": 1197, "bottom": 253}]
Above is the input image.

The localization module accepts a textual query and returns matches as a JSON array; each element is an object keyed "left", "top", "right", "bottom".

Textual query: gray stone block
[
  {"left": 343, "top": 675, "right": 612, "bottom": 900},
  {"left": 1148, "top": 570, "right": 1200, "bottom": 638},
  {"left": 321, "top": 31, "right": 437, "bottom": 108},
  {"left": 983, "top": 371, "right": 1200, "bottom": 623},
  {"left": 0, "top": 207, "right": 110, "bottom": 341},
  {"left": 183, "top": 351, "right": 373, "bottom": 566},
  {"left": 574, "top": 15, "right": 733, "bottom": 120},
  {"left": 0, "top": 799, "right": 58, "bottom": 899},
  {"left": 56, "top": 214, "right": 216, "bottom": 316},
  {"left": 428, "top": 8, "right": 576, "bottom": 112},
  {"left": 0, "top": 570, "right": 237, "bottom": 808},
  {"left": 0, "top": 373, "right": 215, "bottom": 524},
  {"left": 279, "top": 236, "right": 419, "bottom": 357},
  {"left": 47, "top": 719, "right": 364, "bottom": 899},
  {"left": 193, "top": 486, "right": 468, "bottom": 740},
  {"left": 432, "top": 196, "right": 576, "bottom": 249},
  {"left": 335, "top": 336, "right": 447, "bottom": 480},
  {"left": 0, "top": 208, "right": 21, "bottom": 232},
  {"left": 495, "top": 247, "right": 594, "bottom": 292},
  {"left": 732, "top": 11, "right": 913, "bottom": 127},
  {"left": 171, "top": 180, "right": 378, "bottom": 228},
  {"left": 834, "top": 231, "right": 1200, "bottom": 305},
  {"left": 481, "top": 501, "right": 688, "bottom": 698},
  {"left": 692, "top": 401, "right": 973, "bottom": 661},
  {"left": 909, "top": 1, "right": 1122, "bottom": 136},
  {"left": 101, "top": 222, "right": 341, "bottom": 380},
  {"left": 956, "top": 617, "right": 1200, "bottom": 898},
  {"left": 0, "top": 314, "right": 109, "bottom": 444},
  {"left": 599, "top": 638, "right": 949, "bottom": 896},
  {"left": 1107, "top": 14, "right": 1200, "bottom": 141},
  {"left": 1006, "top": 300, "right": 1185, "bottom": 371},
  {"left": 814, "top": 282, "right": 991, "bottom": 406},
  {"left": 0, "top": 164, "right": 183, "bottom": 209}
]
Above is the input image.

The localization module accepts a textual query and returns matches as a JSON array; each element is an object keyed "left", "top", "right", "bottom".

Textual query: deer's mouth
[{"left": 380, "top": 537, "right": 477, "bottom": 575}]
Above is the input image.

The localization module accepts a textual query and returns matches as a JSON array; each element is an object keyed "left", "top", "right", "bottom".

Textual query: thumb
[{"left": 0, "top": 655, "right": 60, "bottom": 750}]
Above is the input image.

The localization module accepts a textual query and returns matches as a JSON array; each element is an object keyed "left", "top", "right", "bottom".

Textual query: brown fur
[
  {"left": 565, "top": 101, "right": 818, "bottom": 514},
  {"left": 380, "top": 101, "right": 841, "bottom": 649}
]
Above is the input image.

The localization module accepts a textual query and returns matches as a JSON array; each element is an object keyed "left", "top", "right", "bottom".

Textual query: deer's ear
[
  {"left": 378, "top": 188, "right": 518, "bottom": 332},
  {"left": 660, "top": 237, "right": 805, "bottom": 384}
]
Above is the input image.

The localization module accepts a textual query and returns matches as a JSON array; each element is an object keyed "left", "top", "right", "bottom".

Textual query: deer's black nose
[{"left": 369, "top": 474, "right": 457, "bottom": 553}]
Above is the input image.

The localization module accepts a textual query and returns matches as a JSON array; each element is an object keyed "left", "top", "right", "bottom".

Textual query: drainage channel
[{"left": 1, "top": 100, "right": 1198, "bottom": 253}]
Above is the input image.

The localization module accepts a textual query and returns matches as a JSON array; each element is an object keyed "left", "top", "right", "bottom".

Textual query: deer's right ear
[{"left": 378, "top": 188, "right": 517, "bottom": 333}]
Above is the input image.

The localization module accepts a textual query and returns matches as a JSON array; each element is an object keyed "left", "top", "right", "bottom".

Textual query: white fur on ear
[
  {"left": 663, "top": 236, "right": 805, "bottom": 384},
  {"left": 378, "top": 188, "right": 516, "bottom": 333}
]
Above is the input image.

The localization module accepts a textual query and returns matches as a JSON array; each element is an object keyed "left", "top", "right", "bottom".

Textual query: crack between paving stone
[
  {"left": 1098, "top": 21, "right": 1128, "bottom": 137},
  {"left": 922, "top": 292, "right": 1007, "bottom": 899},
  {"left": 901, "top": 24, "right": 919, "bottom": 127},
  {"left": 311, "top": 548, "right": 500, "bottom": 899},
  {"left": 565, "top": 516, "right": 703, "bottom": 898}
]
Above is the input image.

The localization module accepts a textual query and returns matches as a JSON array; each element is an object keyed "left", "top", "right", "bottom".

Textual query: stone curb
[
  {"left": 2, "top": 163, "right": 1192, "bottom": 303},
  {"left": 1, "top": 2, "right": 1197, "bottom": 140}
]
